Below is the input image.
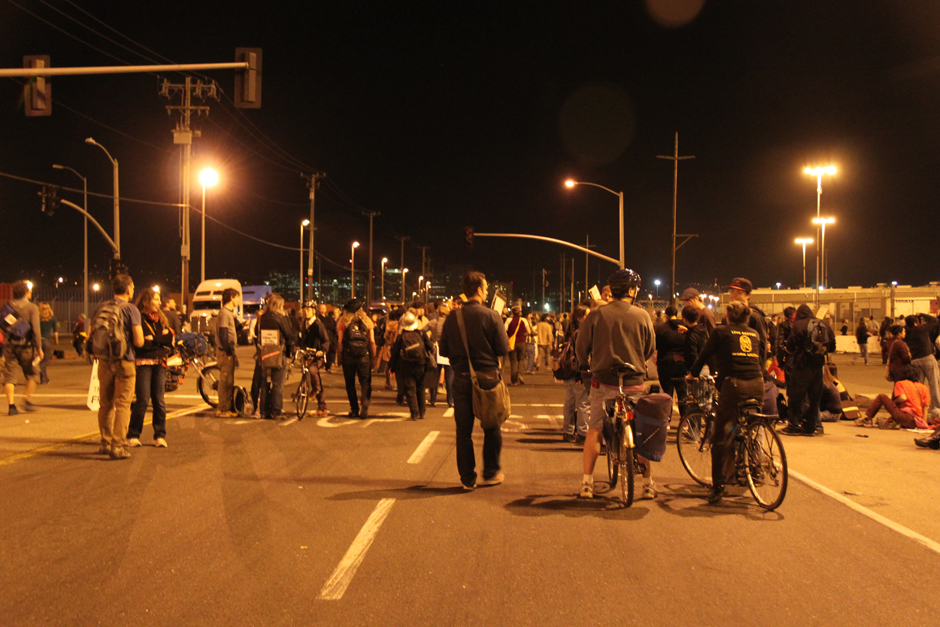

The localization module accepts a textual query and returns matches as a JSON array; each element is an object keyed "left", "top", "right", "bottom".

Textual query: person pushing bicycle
[
  {"left": 688, "top": 301, "right": 764, "bottom": 504},
  {"left": 575, "top": 268, "right": 656, "bottom": 499}
]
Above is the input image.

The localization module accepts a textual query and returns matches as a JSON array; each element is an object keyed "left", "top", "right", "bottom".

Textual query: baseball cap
[
  {"left": 726, "top": 278, "right": 753, "bottom": 294},
  {"left": 680, "top": 288, "right": 700, "bottom": 301}
]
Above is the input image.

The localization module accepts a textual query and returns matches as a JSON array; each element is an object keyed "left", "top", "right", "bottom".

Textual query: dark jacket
[
  {"left": 302, "top": 317, "right": 330, "bottom": 353},
  {"left": 257, "top": 310, "right": 296, "bottom": 360},
  {"left": 690, "top": 323, "right": 762, "bottom": 387},
  {"left": 390, "top": 329, "right": 434, "bottom": 372},
  {"left": 684, "top": 323, "right": 713, "bottom": 372},
  {"left": 439, "top": 301, "right": 509, "bottom": 374},
  {"left": 137, "top": 312, "right": 174, "bottom": 361},
  {"left": 904, "top": 314, "right": 938, "bottom": 360},
  {"left": 775, "top": 318, "right": 793, "bottom": 368},
  {"left": 785, "top": 304, "right": 835, "bottom": 370},
  {"left": 654, "top": 319, "right": 685, "bottom": 365},
  {"left": 855, "top": 324, "right": 870, "bottom": 346}
]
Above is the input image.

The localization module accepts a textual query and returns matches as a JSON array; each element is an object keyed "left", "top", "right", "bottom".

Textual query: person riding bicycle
[
  {"left": 575, "top": 268, "right": 655, "bottom": 499},
  {"left": 688, "top": 301, "right": 764, "bottom": 505},
  {"left": 301, "top": 300, "right": 331, "bottom": 417}
]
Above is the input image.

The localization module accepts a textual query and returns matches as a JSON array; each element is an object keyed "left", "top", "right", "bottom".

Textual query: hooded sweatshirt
[{"left": 786, "top": 304, "right": 835, "bottom": 369}]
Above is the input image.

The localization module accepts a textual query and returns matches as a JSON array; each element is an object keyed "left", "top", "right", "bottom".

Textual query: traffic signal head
[
  {"left": 24, "top": 55, "right": 52, "bottom": 117},
  {"left": 38, "top": 185, "right": 59, "bottom": 215},
  {"left": 234, "top": 48, "right": 262, "bottom": 109},
  {"left": 464, "top": 227, "right": 474, "bottom": 248}
]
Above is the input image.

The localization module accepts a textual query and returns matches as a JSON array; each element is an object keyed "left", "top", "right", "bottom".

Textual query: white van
[
  {"left": 191, "top": 279, "right": 243, "bottom": 336},
  {"left": 240, "top": 284, "right": 273, "bottom": 344}
]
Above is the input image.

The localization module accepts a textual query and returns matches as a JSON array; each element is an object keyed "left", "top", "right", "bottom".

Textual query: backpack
[
  {"left": 551, "top": 334, "right": 580, "bottom": 381},
  {"left": 805, "top": 318, "right": 832, "bottom": 357},
  {"left": 258, "top": 325, "right": 284, "bottom": 369},
  {"left": 89, "top": 300, "right": 128, "bottom": 362},
  {"left": 344, "top": 319, "right": 369, "bottom": 358},
  {"left": 0, "top": 302, "right": 31, "bottom": 344},
  {"left": 399, "top": 330, "right": 426, "bottom": 364}
]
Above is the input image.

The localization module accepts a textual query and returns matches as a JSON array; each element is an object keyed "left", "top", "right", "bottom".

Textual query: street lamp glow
[
  {"left": 198, "top": 168, "right": 219, "bottom": 188},
  {"left": 92, "top": 283, "right": 100, "bottom": 291},
  {"left": 381, "top": 257, "right": 388, "bottom": 264},
  {"left": 26, "top": 281, "right": 33, "bottom": 290},
  {"left": 804, "top": 166, "right": 836, "bottom": 176},
  {"left": 302, "top": 219, "right": 310, "bottom": 227},
  {"left": 152, "top": 285, "right": 160, "bottom": 292},
  {"left": 564, "top": 179, "right": 576, "bottom": 188},
  {"left": 352, "top": 241, "right": 360, "bottom": 249},
  {"left": 812, "top": 217, "right": 835, "bottom": 226}
]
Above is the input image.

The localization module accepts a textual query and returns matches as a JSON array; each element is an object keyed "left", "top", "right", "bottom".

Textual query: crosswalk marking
[
  {"left": 407, "top": 431, "right": 440, "bottom": 464},
  {"left": 319, "top": 498, "right": 396, "bottom": 600}
]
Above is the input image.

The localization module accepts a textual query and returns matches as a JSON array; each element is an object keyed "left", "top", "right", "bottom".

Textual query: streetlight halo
[
  {"left": 199, "top": 168, "right": 219, "bottom": 188},
  {"left": 302, "top": 219, "right": 310, "bottom": 226},
  {"left": 564, "top": 179, "right": 577, "bottom": 188},
  {"left": 352, "top": 241, "right": 360, "bottom": 248}
]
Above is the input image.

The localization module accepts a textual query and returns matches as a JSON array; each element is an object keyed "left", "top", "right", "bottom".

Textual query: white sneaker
[
  {"left": 579, "top": 481, "right": 595, "bottom": 499},
  {"left": 154, "top": 438, "right": 168, "bottom": 448},
  {"left": 126, "top": 438, "right": 142, "bottom": 448},
  {"left": 643, "top": 481, "right": 657, "bottom": 499}
]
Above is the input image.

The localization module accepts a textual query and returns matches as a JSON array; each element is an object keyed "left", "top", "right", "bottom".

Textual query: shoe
[
  {"left": 316, "top": 409, "right": 329, "bottom": 417},
  {"left": 574, "top": 434, "right": 586, "bottom": 445},
  {"left": 854, "top": 417, "right": 873, "bottom": 427},
  {"left": 126, "top": 438, "right": 142, "bottom": 448},
  {"left": 97, "top": 442, "right": 110, "bottom": 455},
  {"left": 109, "top": 446, "right": 131, "bottom": 460},
  {"left": 410, "top": 415, "right": 418, "bottom": 421},
  {"left": 478, "top": 471, "right": 504, "bottom": 486},
  {"left": 462, "top": 482, "right": 476, "bottom": 491},
  {"left": 154, "top": 438, "right": 168, "bottom": 448},
  {"left": 643, "top": 481, "right": 657, "bottom": 499},
  {"left": 8, "top": 405, "right": 20, "bottom": 416},
  {"left": 359, "top": 405, "right": 369, "bottom": 420},
  {"left": 418, "top": 413, "right": 426, "bottom": 420},
  {"left": 579, "top": 480, "right": 595, "bottom": 499},
  {"left": 914, "top": 436, "right": 940, "bottom": 450},
  {"left": 813, "top": 425, "right": 825, "bottom": 436},
  {"left": 780, "top": 426, "right": 804, "bottom": 436},
  {"left": 215, "top": 411, "right": 238, "bottom": 418},
  {"left": 707, "top": 487, "right": 727, "bottom": 504},
  {"left": 563, "top": 432, "right": 575, "bottom": 443},
  {"left": 447, "top": 402, "right": 454, "bottom": 408},
  {"left": 23, "top": 400, "right": 38, "bottom": 412},
  {"left": 346, "top": 411, "right": 359, "bottom": 418},
  {"left": 878, "top": 418, "right": 900, "bottom": 430}
]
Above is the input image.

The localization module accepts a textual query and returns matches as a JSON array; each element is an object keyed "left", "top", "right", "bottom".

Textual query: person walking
[
  {"left": 524, "top": 312, "right": 538, "bottom": 374},
  {"left": 390, "top": 311, "right": 434, "bottom": 420},
  {"left": 87, "top": 274, "right": 144, "bottom": 459},
  {"left": 301, "top": 300, "right": 331, "bottom": 417},
  {"left": 654, "top": 305, "right": 688, "bottom": 416},
  {"left": 127, "top": 288, "right": 174, "bottom": 448},
  {"left": 560, "top": 304, "right": 590, "bottom": 442},
  {"left": 319, "top": 304, "right": 338, "bottom": 372},
  {"left": 72, "top": 313, "right": 87, "bottom": 358},
  {"left": 428, "top": 303, "right": 454, "bottom": 408},
  {"left": 256, "top": 293, "right": 295, "bottom": 419},
  {"left": 855, "top": 318, "right": 872, "bottom": 365},
  {"left": 337, "top": 299, "right": 376, "bottom": 419},
  {"left": 536, "top": 314, "right": 554, "bottom": 370},
  {"left": 37, "top": 302, "right": 57, "bottom": 385},
  {"left": 503, "top": 306, "right": 529, "bottom": 385},
  {"left": 783, "top": 304, "right": 835, "bottom": 436},
  {"left": 215, "top": 288, "right": 241, "bottom": 418},
  {"left": 2, "top": 281, "right": 42, "bottom": 415},
  {"left": 439, "top": 271, "right": 510, "bottom": 490}
]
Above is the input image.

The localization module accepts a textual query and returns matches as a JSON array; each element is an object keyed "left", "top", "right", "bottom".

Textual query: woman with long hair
[
  {"left": 256, "top": 293, "right": 296, "bottom": 419},
  {"left": 37, "top": 302, "right": 57, "bottom": 384},
  {"left": 337, "top": 299, "right": 376, "bottom": 418},
  {"left": 127, "top": 289, "right": 174, "bottom": 448},
  {"left": 428, "top": 302, "right": 454, "bottom": 408}
]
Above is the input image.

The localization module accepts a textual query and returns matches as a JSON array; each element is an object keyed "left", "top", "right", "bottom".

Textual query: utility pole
[
  {"left": 560, "top": 253, "right": 566, "bottom": 313},
  {"left": 303, "top": 173, "right": 325, "bottom": 301},
  {"left": 363, "top": 210, "right": 379, "bottom": 304},
  {"left": 541, "top": 268, "right": 547, "bottom": 312},
  {"left": 570, "top": 257, "right": 575, "bottom": 312},
  {"left": 161, "top": 77, "right": 216, "bottom": 314},
  {"left": 585, "top": 235, "right": 596, "bottom": 292},
  {"left": 397, "top": 235, "right": 409, "bottom": 304},
  {"left": 657, "top": 132, "right": 696, "bottom": 306},
  {"left": 417, "top": 245, "right": 429, "bottom": 298}
]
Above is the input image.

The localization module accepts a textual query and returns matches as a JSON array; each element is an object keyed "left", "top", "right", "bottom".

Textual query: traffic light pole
[{"left": 473, "top": 232, "right": 619, "bottom": 265}]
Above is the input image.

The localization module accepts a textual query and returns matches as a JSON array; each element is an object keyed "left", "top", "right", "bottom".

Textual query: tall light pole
[
  {"left": 654, "top": 279, "right": 661, "bottom": 298},
  {"left": 657, "top": 132, "right": 695, "bottom": 306},
  {"left": 52, "top": 164, "right": 88, "bottom": 319},
  {"left": 565, "top": 179, "right": 624, "bottom": 269},
  {"left": 812, "top": 217, "right": 835, "bottom": 289},
  {"left": 804, "top": 165, "right": 836, "bottom": 302},
  {"left": 198, "top": 167, "right": 218, "bottom": 283},
  {"left": 795, "top": 237, "right": 814, "bottom": 288},
  {"left": 351, "top": 241, "right": 360, "bottom": 299},
  {"left": 84, "top": 137, "right": 120, "bottom": 259},
  {"left": 380, "top": 257, "right": 388, "bottom": 301},
  {"left": 402, "top": 268, "right": 409, "bottom": 304},
  {"left": 300, "top": 219, "right": 310, "bottom": 302}
]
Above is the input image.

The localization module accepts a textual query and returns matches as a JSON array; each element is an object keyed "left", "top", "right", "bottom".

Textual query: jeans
[
  {"left": 40, "top": 337, "right": 54, "bottom": 383},
  {"left": 657, "top": 359, "right": 688, "bottom": 416},
  {"left": 343, "top": 356, "right": 372, "bottom": 416},
  {"left": 97, "top": 360, "right": 136, "bottom": 450},
  {"left": 858, "top": 342, "right": 869, "bottom": 365},
  {"left": 258, "top": 367, "right": 287, "bottom": 417},
  {"left": 399, "top": 362, "right": 427, "bottom": 418},
  {"left": 129, "top": 364, "right": 167, "bottom": 439},
  {"left": 787, "top": 366, "right": 824, "bottom": 433},
  {"left": 429, "top": 364, "right": 454, "bottom": 406},
  {"left": 911, "top": 355, "right": 940, "bottom": 420},
  {"left": 537, "top": 344, "right": 551, "bottom": 369},
  {"left": 525, "top": 343, "right": 536, "bottom": 373},
  {"left": 563, "top": 377, "right": 589, "bottom": 436},
  {"left": 217, "top": 351, "right": 236, "bottom": 413},
  {"left": 712, "top": 377, "right": 764, "bottom": 491},
  {"left": 453, "top": 373, "right": 502, "bottom": 487},
  {"left": 508, "top": 343, "right": 526, "bottom": 384}
]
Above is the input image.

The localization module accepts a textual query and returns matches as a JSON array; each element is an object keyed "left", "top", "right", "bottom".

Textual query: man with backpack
[
  {"left": 390, "top": 311, "right": 434, "bottom": 420},
  {"left": 783, "top": 304, "right": 835, "bottom": 436},
  {"left": 88, "top": 274, "right": 144, "bottom": 459},
  {"left": 2, "top": 280, "right": 42, "bottom": 415},
  {"left": 337, "top": 299, "right": 376, "bottom": 419}
]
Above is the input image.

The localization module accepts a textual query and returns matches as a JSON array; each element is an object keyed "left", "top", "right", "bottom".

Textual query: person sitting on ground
[
  {"left": 856, "top": 366, "right": 930, "bottom": 430},
  {"left": 818, "top": 365, "right": 844, "bottom": 422}
]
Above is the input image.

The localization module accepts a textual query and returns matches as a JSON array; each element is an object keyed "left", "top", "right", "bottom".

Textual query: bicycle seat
[
  {"left": 611, "top": 363, "right": 639, "bottom": 377},
  {"left": 738, "top": 399, "right": 762, "bottom": 413}
]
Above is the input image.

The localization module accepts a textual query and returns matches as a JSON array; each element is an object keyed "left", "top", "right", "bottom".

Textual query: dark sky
[{"left": 2, "top": 1, "right": 939, "bottom": 300}]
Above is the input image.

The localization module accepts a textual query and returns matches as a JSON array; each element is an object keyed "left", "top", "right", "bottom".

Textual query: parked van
[
  {"left": 190, "top": 279, "right": 243, "bottom": 337},
  {"left": 240, "top": 284, "right": 272, "bottom": 344}
]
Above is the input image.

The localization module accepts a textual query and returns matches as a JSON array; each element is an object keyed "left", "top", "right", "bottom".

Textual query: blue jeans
[
  {"left": 563, "top": 378, "right": 589, "bottom": 436},
  {"left": 259, "top": 367, "right": 287, "bottom": 418},
  {"left": 429, "top": 364, "right": 454, "bottom": 406},
  {"left": 453, "top": 373, "right": 502, "bottom": 487},
  {"left": 128, "top": 364, "right": 167, "bottom": 439},
  {"left": 525, "top": 343, "right": 536, "bottom": 373}
]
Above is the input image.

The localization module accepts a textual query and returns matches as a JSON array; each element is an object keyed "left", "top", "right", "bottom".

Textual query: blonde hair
[
  {"left": 340, "top": 308, "right": 373, "bottom": 329},
  {"left": 268, "top": 293, "right": 285, "bottom": 314},
  {"left": 39, "top": 302, "right": 54, "bottom": 322}
]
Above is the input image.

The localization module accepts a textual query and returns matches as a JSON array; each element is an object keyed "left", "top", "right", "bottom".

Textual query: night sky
[{"left": 2, "top": 1, "right": 939, "bottom": 301}]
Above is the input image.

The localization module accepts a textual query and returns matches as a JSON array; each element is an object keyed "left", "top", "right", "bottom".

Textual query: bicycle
[
  {"left": 291, "top": 347, "right": 324, "bottom": 420},
  {"left": 165, "top": 332, "right": 222, "bottom": 408},
  {"left": 602, "top": 363, "right": 648, "bottom": 507},
  {"left": 676, "top": 377, "right": 789, "bottom": 510}
]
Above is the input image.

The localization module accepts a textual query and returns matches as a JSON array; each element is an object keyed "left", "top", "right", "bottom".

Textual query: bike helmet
[
  {"left": 607, "top": 268, "right": 642, "bottom": 290},
  {"left": 303, "top": 299, "right": 318, "bottom": 309}
]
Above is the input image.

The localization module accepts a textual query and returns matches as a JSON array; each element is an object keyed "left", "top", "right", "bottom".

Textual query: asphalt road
[{"left": 1, "top": 348, "right": 939, "bottom": 626}]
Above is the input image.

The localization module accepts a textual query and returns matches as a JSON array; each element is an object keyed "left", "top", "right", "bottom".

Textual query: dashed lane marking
[
  {"left": 278, "top": 418, "right": 299, "bottom": 426},
  {"left": 407, "top": 431, "right": 440, "bottom": 464},
  {"left": 443, "top": 407, "right": 454, "bottom": 418},
  {"left": 319, "top": 498, "right": 396, "bottom": 600}
]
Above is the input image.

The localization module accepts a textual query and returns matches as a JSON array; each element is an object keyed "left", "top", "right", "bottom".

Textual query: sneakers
[
  {"left": 462, "top": 482, "right": 477, "bottom": 491},
  {"left": 359, "top": 405, "right": 369, "bottom": 420},
  {"left": 109, "top": 446, "right": 131, "bottom": 460},
  {"left": 478, "top": 472, "right": 504, "bottom": 487},
  {"left": 315, "top": 409, "right": 329, "bottom": 417},
  {"left": 97, "top": 442, "right": 110, "bottom": 455},
  {"left": 854, "top": 416, "right": 873, "bottom": 428},
  {"left": 643, "top": 480, "right": 657, "bottom": 500},
  {"left": 781, "top": 426, "right": 805, "bottom": 436},
  {"left": 914, "top": 436, "right": 940, "bottom": 450},
  {"left": 878, "top": 417, "right": 900, "bottom": 430},
  {"left": 23, "top": 400, "right": 38, "bottom": 412},
  {"left": 579, "top": 480, "right": 595, "bottom": 499},
  {"left": 8, "top": 405, "right": 20, "bottom": 416},
  {"left": 127, "top": 438, "right": 142, "bottom": 447},
  {"left": 707, "top": 487, "right": 727, "bottom": 505},
  {"left": 154, "top": 438, "right": 168, "bottom": 448}
]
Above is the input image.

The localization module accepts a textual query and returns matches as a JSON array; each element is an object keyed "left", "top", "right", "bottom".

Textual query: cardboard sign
[
  {"left": 436, "top": 344, "right": 450, "bottom": 367},
  {"left": 260, "top": 329, "right": 280, "bottom": 346},
  {"left": 589, "top": 286, "right": 602, "bottom": 301},
  {"left": 86, "top": 360, "right": 100, "bottom": 411}
]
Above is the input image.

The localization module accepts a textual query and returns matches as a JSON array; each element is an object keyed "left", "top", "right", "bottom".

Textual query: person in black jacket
[
  {"left": 655, "top": 305, "right": 688, "bottom": 416},
  {"left": 904, "top": 313, "right": 940, "bottom": 423},
  {"left": 256, "top": 293, "right": 296, "bottom": 420},
  {"left": 127, "top": 288, "right": 175, "bottom": 447},
  {"left": 783, "top": 304, "right": 835, "bottom": 436},
  {"left": 390, "top": 311, "right": 434, "bottom": 420},
  {"left": 682, "top": 305, "right": 713, "bottom": 376},
  {"left": 302, "top": 300, "right": 331, "bottom": 417}
]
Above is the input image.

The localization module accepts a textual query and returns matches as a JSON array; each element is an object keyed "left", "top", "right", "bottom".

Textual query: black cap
[
  {"left": 726, "top": 277, "right": 753, "bottom": 294},
  {"left": 680, "top": 288, "right": 700, "bottom": 301}
]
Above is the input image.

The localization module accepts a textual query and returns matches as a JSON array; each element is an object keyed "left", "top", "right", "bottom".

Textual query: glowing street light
[
  {"left": 564, "top": 178, "right": 625, "bottom": 269},
  {"left": 812, "top": 217, "right": 835, "bottom": 289},
  {"left": 198, "top": 167, "right": 219, "bottom": 283},
  {"left": 654, "top": 279, "right": 661, "bottom": 298},
  {"left": 351, "top": 241, "right": 360, "bottom": 299},
  {"left": 795, "top": 237, "right": 814, "bottom": 288},
  {"left": 300, "top": 219, "right": 310, "bottom": 303},
  {"left": 402, "top": 268, "right": 409, "bottom": 304},
  {"left": 92, "top": 283, "right": 100, "bottom": 292},
  {"left": 380, "top": 257, "right": 388, "bottom": 301},
  {"left": 803, "top": 165, "right": 836, "bottom": 302}
]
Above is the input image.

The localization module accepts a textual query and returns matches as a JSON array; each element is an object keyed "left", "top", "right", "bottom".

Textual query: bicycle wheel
[
  {"left": 619, "top": 423, "right": 635, "bottom": 506},
  {"left": 197, "top": 364, "right": 221, "bottom": 408},
  {"left": 677, "top": 411, "right": 713, "bottom": 487},
  {"left": 745, "top": 421, "right": 788, "bottom": 510},
  {"left": 295, "top": 372, "right": 312, "bottom": 420}
]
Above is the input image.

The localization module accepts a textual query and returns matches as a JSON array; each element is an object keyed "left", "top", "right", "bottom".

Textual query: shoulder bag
[{"left": 456, "top": 308, "right": 511, "bottom": 430}]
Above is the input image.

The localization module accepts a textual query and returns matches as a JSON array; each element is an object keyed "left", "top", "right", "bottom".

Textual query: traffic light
[
  {"left": 234, "top": 48, "right": 262, "bottom": 109},
  {"left": 109, "top": 258, "right": 129, "bottom": 280},
  {"left": 464, "top": 226, "right": 474, "bottom": 249},
  {"left": 38, "top": 185, "right": 59, "bottom": 215},
  {"left": 24, "top": 55, "right": 51, "bottom": 117}
]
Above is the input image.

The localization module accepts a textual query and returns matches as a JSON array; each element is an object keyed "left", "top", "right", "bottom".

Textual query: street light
[
  {"left": 794, "top": 237, "right": 814, "bottom": 288},
  {"left": 804, "top": 165, "right": 836, "bottom": 301},
  {"left": 52, "top": 164, "right": 88, "bottom": 320},
  {"left": 654, "top": 279, "right": 661, "bottom": 298},
  {"left": 300, "top": 219, "right": 310, "bottom": 303},
  {"left": 812, "top": 217, "right": 835, "bottom": 289},
  {"left": 418, "top": 275, "right": 424, "bottom": 302},
  {"left": 402, "top": 268, "right": 409, "bottom": 304},
  {"left": 198, "top": 167, "right": 219, "bottom": 283},
  {"left": 84, "top": 137, "right": 120, "bottom": 259},
  {"left": 380, "top": 257, "right": 388, "bottom": 301},
  {"left": 564, "top": 179, "right": 625, "bottom": 269},
  {"left": 426, "top": 280, "right": 431, "bottom": 303},
  {"left": 351, "top": 241, "right": 360, "bottom": 299},
  {"left": 92, "top": 283, "right": 100, "bottom": 292}
]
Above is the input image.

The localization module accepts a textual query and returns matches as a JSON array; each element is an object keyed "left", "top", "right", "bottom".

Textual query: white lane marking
[
  {"left": 443, "top": 407, "right": 454, "bottom": 418},
  {"left": 535, "top": 415, "right": 561, "bottom": 428},
  {"left": 791, "top": 470, "right": 940, "bottom": 556},
  {"left": 516, "top": 403, "right": 564, "bottom": 407},
  {"left": 316, "top": 417, "right": 359, "bottom": 428},
  {"left": 407, "top": 431, "right": 440, "bottom": 464},
  {"left": 360, "top": 419, "right": 376, "bottom": 428},
  {"left": 279, "top": 418, "right": 298, "bottom": 426},
  {"left": 319, "top": 498, "right": 396, "bottom": 600},
  {"left": 233, "top": 420, "right": 251, "bottom": 425}
]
